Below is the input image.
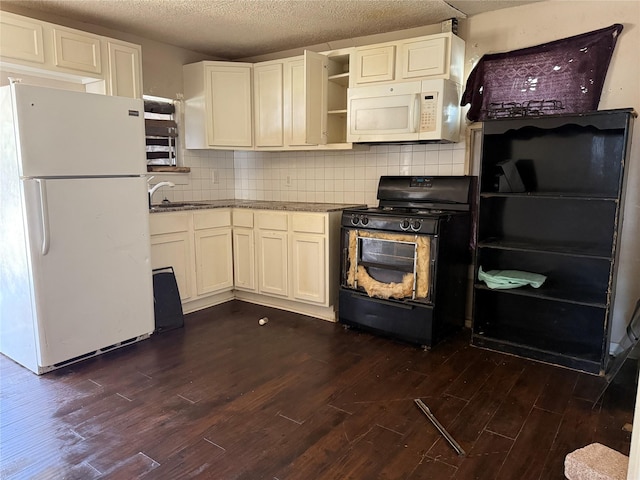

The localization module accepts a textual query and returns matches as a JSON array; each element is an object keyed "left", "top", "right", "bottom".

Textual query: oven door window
[{"left": 343, "top": 229, "right": 432, "bottom": 302}]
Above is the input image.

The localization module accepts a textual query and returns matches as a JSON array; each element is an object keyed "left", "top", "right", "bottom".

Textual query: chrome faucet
[{"left": 148, "top": 181, "right": 175, "bottom": 207}]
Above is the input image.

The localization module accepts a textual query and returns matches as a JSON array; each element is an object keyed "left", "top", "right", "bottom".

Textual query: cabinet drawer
[
  {"left": 150, "top": 212, "right": 189, "bottom": 235},
  {"left": 292, "top": 213, "right": 325, "bottom": 234},
  {"left": 194, "top": 209, "right": 231, "bottom": 230},
  {"left": 233, "top": 209, "right": 254, "bottom": 228},
  {"left": 257, "top": 211, "right": 288, "bottom": 230}
]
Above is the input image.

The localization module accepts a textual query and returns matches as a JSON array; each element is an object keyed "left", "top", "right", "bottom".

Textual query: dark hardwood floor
[{"left": 1, "top": 300, "right": 636, "bottom": 479}]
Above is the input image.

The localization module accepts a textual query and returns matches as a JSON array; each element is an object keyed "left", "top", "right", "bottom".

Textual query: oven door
[{"left": 340, "top": 227, "right": 434, "bottom": 304}]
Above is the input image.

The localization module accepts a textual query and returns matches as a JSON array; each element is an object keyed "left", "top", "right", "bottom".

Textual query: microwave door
[{"left": 348, "top": 93, "right": 421, "bottom": 142}]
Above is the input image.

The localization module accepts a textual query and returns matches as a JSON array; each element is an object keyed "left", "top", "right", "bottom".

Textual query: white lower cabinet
[
  {"left": 193, "top": 210, "right": 233, "bottom": 296},
  {"left": 291, "top": 212, "right": 327, "bottom": 304},
  {"left": 256, "top": 211, "right": 289, "bottom": 297},
  {"left": 231, "top": 209, "right": 256, "bottom": 291},
  {"left": 151, "top": 207, "right": 341, "bottom": 321},
  {"left": 150, "top": 209, "right": 233, "bottom": 312},
  {"left": 291, "top": 233, "right": 326, "bottom": 304},
  {"left": 149, "top": 213, "right": 193, "bottom": 302},
  {"left": 150, "top": 231, "right": 193, "bottom": 302},
  {"left": 248, "top": 209, "right": 340, "bottom": 317},
  {"left": 232, "top": 228, "right": 256, "bottom": 291}
]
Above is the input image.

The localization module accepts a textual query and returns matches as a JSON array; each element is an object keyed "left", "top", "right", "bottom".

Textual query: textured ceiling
[{"left": 1, "top": 0, "right": 542, "bottom": 60}]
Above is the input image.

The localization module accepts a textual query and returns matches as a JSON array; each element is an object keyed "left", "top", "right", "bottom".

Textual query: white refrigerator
[{"left": 0, "top": 83, "right": 155, "bottom": 374}]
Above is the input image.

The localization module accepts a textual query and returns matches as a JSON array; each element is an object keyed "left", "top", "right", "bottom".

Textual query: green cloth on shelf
[{"left": 478, "top": 266, "right": 546, "bottom": 290}]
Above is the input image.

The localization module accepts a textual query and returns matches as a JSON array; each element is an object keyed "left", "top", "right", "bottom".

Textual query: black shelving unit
[{"left": 471, "top": 109, "right": 635, "bottom": 375}]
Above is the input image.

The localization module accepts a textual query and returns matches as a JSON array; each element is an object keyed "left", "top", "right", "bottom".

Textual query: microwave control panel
[{"left": 420, "top": 92, "right": 438, "bottom": 132}]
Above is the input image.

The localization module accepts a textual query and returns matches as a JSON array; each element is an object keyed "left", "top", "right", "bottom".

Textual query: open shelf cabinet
[{"left": 471, "top": 109, "right": 635, "bottom": 374}]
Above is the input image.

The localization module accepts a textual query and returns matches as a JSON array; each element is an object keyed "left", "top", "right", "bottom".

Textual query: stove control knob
[
  {"left": 411, "top": 219, "right": 422, "bottom": 231},
  {"left": 350, "top": 214, "right": 360, "bottom": 225},
  {"left": 360, "top": 215, "right": 369, "bottom": 226},
  {"left": 400, "top": 218, "right": 410, "bottom": 231}
]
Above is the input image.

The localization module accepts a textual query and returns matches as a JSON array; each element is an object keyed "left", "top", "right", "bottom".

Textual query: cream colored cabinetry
[
  {"left": 0, "top": 11, "right": 143, "bottom": 98},
  {"left": 353, "top": 45, "right": 395, "bottom": 84},
  {"left": 253, "top": 51, "right": 327, "bottom": 149},
  {"left": 105, "top": 40, "right": 142, "bottom": 98},
  {"left": 256, "top": 211, "right": 289, "bottom": 297},
  {"left": 183, "top": 61, "right": 253, "bottom": 149},
  {"left": 253, "top": 60, "right": 284, "bottom": 147},
  {"left": 234, "top": 209, "right": 342, "bottom": 320},
  {"left": 352, "top": 32, "right": 465, "bottom": 86},
  {"left": 193, "top": 210, "right": 233, "bottom": 296},
  {"left": 52, "top": 26, "right": 102, "bottom": 75},
  {"left": 232, "top": 209, "right": 256, "bottom": 291},
  {"left": 291, "top": 213, "right": 327, "bottom": 304},
  {"left": 149, "top": 213, "right": 193, "bottom": 302},
  {"left": 0, "top": 13, "right": 45, "bottom": 65},
  {"left": 151, "top": 207, "right": 342, "bottom": 320},
  {"left": 150, "top": 209, "right": 234, "bottom": 312}
]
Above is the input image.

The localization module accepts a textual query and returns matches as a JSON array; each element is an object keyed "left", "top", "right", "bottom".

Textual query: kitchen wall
[{"left": 170, "top": 142, "right": 467, "bottom": 206}]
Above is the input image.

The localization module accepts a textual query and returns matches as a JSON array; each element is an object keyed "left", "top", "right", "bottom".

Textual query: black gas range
[{"left": 339, "top": 176, "right": 474, "bottom": 349}]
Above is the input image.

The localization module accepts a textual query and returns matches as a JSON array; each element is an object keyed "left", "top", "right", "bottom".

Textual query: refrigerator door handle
[{"left": 36, "top": 179, "right": 50, "bottom": 255}]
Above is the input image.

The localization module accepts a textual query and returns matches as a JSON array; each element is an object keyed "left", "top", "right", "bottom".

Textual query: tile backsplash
[{"left": 161, "top": 142, "right": 467, "bottom": 206}]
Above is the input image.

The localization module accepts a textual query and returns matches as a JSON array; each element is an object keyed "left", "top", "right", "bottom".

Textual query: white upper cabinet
[
  {"left": 0, "top": 13, "right": 44, "bottom": 64},
  {"left": 52, "top": 27, "right": 102, "bottom": 74},
  {"left": 0, "top": 11, "right": 143, "bottom": 98},
  {"left": 183, "top": 61, "right": 253, "bottom": 149},
  {"left": 354, "top": 45, "right": 396, "bottom": 84},
  {"left": 253, "top": 60, "right": 284, "bottom": 147},
  {"left": 299, "top": 50, "right": 328, "bottom": 146},
  {"left": 253, "top": 51, "right": 327, "bottom": 150},
  {"left": 397, "top": 33, "right": 465, "bottom": 85},
  {"left": 106, "top": 40, "right": 142, "bottom": 99},
  {"left": 353, "top": 32, "right": 465, "bottom": 86},
  {"left": 398, "top": 37, "right": 446, "bottom": 79}
]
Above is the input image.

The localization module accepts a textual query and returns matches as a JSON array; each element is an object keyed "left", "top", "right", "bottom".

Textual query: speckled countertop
[{"left": 149, "top": 200, "right": 366, "bottom": 213}]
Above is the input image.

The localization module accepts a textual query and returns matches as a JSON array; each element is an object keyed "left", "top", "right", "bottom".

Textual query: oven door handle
[{"left": 348, "top": 293, "right": 416, "bottom": 310}]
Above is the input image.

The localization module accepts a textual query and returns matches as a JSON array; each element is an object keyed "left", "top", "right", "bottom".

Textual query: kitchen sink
[{"left": 150, "top": 202, "right": 201, "bottom": 210}]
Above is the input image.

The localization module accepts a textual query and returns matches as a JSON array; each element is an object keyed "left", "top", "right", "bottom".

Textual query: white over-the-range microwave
[{"left": 346, "top": 79, "right": 461, "bottom": 143}]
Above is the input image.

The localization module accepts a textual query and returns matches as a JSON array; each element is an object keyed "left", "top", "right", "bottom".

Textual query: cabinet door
[
  {"left": 205, "top": 64, "right": 253, "bottom": 147},
  {"left": 53, "top": 27, "right": 102, "bottom": 74},
  {"left": 194, "top": 227, "right": 233, "bottom": 296},
  {"left": 254, "top": 61, "right": 284, "bottom": 147},
  {"left": 285, "top": 57, "right": 308, "bottom": 146},
  {"left": 257, "top": 230, "right": 288, "bottom": 297},
  {"left": 398, "top": 37, "right": 447, "bottom": 80},
  {"left": 150, "top": 231, "right": 193, "bottom": 301},
  {"left": 0, "top": 13, "right": 45, "bottom": 64},
  {"left": 291, "top": 233, "right": 326, "bottom": 304},
  {"left": 283, "top": 52, "right": 327, "bottom": 147},
  {"left": 354, "top": 45, "right": 395, "bottom": 85},
  {"left": 233, "top": 227, "right": 256, "bottom": 291},
  {"left": 107, "top": 41, "right": 142, "bottom": 98}
]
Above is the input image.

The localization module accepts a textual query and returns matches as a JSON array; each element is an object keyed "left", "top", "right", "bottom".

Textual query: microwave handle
[{"left": 409, "top": 94, "right": 420, "bottom": 133}]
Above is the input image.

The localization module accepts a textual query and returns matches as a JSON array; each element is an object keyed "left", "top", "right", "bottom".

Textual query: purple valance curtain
[{"left": 461, "top": 24, "right": 623, "bottom": 122}]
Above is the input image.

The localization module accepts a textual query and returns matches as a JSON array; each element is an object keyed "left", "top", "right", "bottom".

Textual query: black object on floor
[{"left": 152, "top": 266, "right": 184, "bottom": 333}]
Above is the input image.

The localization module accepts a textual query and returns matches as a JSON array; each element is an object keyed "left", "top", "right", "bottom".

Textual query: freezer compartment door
[
  {"left": 12, "top": 84, "right": 146, "bottom": 177},
  {"left": 23, "top": 176, "right": 154, "bottom": 367}
]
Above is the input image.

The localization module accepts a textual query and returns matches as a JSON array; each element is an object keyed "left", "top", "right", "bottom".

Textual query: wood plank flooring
[{"left": 1, "top": 300, "right": 636, "bottom": 479}]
